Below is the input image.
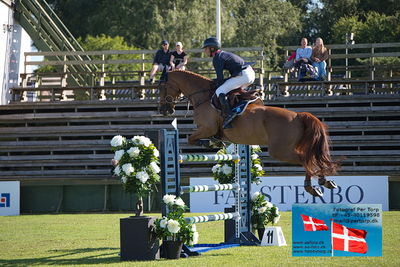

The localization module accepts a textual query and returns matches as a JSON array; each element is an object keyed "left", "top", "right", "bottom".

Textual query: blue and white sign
[
  {"left": 189, "top": 176, "right": 388, "bottom": 212},
  {"left": 292, "top": 204, "right": 382, "bottom": 257},
  {"left": 0, "top": 181, "right": 20, "bottom": 216}
]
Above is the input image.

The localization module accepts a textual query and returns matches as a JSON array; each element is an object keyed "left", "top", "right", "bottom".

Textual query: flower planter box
[
  {"left": 120, "top": 216, "right": 160, "bottom": 261},
  {"left": 163, "top": 240, "right": 184, "bottom": 259}
]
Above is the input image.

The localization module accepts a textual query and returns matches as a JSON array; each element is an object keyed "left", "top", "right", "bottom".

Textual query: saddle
[{"left": 211, "top": 88, "right": 263, "bottom": 115}]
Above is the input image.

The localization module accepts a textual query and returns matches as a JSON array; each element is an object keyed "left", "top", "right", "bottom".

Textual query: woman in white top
[{"left": 294, "top": 38, "right": 312, "bottom": 68}]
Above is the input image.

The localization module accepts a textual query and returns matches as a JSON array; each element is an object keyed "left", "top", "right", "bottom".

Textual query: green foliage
[
  {"left": 230, "top": 0, "right": 301, "bottom": 67},
  {"left": 78, "top": 34, "right": 147, "bottom": 81},
  {"left": 47, "top": 0, "right": 301, "bottom": 68},
  {"left": 212, "top": 145, "right": 264, "bottom": 185},
  {"left": 332, "top": 12, "right": 400, "bottom": 44},
  {"left": 33, "top": 64, "right": 56, "bottom": 73},
  {"left": 154, "top": 195, "right": 198, "bottom": 245},
  {"left": 331, "top": 16, "right": 364, "bottom": 44},
  {"left": 251, "top": 192, "right": 280, "bottom": 229},
  {"left": 46, "top": 0, "right": 400, "bottom": 71},
  {"left": 358, "top": 12, "right": 400, "bottom": 43}
]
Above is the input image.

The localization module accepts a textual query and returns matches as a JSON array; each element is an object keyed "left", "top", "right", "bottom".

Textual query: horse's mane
[{"left": 170, "top": 69, "right": 212, "bottom": 82}]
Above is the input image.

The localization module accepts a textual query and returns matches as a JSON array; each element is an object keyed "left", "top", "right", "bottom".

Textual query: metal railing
[{"left": 14, "top": 0, "right": 97, "bottom": 86}]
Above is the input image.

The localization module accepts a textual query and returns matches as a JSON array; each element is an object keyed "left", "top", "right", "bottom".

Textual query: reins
[
  {"left": 187, "top": 89, "right": 212, "bottom": 109},
  {"left": 160, "top": 71, "right": 214, "bottom": 113}
]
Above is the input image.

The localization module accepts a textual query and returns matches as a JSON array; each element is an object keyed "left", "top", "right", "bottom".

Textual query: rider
[{"left": 201, "top": 37, "right": 255, "bottom": 129}]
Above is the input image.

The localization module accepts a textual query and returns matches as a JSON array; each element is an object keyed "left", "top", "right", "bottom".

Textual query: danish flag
[
  {"left": 300, "top": 214, "right": 329, "bottom": 231},
  {"left": 332, "top": 222, "right": 368, "bottom": 254}
]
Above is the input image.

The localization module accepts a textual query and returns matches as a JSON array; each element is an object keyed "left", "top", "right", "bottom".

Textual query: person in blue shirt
[
  {"left": 201, "top": 37, "right": 255, "bottom": 129},
  {"left": 148, "top": 40, "right": 171, "bottom": 84},
  {"left": 294, "top": 38, "right": 312, "bottom": 68}
]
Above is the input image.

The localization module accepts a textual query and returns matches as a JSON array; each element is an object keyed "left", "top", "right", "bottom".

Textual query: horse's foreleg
[
  {"left": 304, "top": 173, "right": 323, "bottom": 197},
  {"left": 188, "top": 127, "right": 218, "bottom": 146},
  {"left": 318, "top": 176, "right": 338, "bottom": 189}
]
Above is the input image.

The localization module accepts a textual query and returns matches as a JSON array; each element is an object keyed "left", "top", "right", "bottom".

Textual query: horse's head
[
  {"left": 158, "top": 81, "right": 181, "bottom": 116},
  {"left": 159, "top": 70, "right": 213, "bottom": 116}
]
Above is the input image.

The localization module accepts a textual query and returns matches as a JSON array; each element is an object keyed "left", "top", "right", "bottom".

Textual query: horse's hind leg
[
  {"left": 318, "top": 176, "right": 338, "bottom": 189},
  {"left": 268, "top": 145, "right": 324, "bottom": 197},
  {"left": 304, "top": 173, "right": 323, "bottom": 197}
]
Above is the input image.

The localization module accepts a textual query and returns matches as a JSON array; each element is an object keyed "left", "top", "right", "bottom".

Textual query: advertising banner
[
  {"left": 0, "top": 181, "right": 20, "bottom": 216},
  {"left": 189, "top": 176, "right": 388, "bottom": 212}
]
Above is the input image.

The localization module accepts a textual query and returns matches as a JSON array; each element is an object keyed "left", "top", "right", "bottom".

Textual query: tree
[
  {"left": 331, "top": 12, "right": 400, "bottom": 44},
  {"left": 289, "top": 0, "right": 400, "bottom": 44},
  {"left": 230, "top": 0, "right": 302, "bottom": 67},
  {"left": 47, "top": 0, "right": 237, "bottom": 49},
  {"left": 79, "top": 34, "right": 145, "bottom": 81}
]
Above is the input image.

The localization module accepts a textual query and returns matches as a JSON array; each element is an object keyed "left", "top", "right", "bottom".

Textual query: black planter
[
  {"left": 120, "top": 216, "right": 160, "bottom": 261},
  {"left": 163, "top": 240, "right": 183, "bottom": 259},
  {"left": 257, "top": 228, "right": 265, "bottom": 241},
  {"left": 224, "top": 206, "right": 236, "bottom": 243}
]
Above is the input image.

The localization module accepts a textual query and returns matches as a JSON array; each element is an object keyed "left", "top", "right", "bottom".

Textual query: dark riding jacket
[{"left": 213, "top": 50, "right": 245, "bottom": 86}]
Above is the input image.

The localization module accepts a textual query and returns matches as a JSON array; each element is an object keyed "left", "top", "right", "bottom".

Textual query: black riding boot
[{"left": 218, "top": 93, "right": 235, "bottom": 129}]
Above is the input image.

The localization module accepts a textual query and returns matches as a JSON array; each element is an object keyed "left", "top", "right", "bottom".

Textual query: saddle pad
[
  {"left": 232, "top": 97, "right": 260, "bottom": 115},
  {"left": 211, "top": 94, "right": 260, "bottom": 116}
]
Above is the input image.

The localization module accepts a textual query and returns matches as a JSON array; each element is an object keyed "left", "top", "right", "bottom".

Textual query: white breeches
[{"left": 215, "top": 65, "right": 255, "bottom": 96}]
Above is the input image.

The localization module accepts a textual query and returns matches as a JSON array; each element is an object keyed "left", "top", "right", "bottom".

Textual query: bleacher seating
[
  {"left": 1, "top": 94, "right": 399, "bottom": 185},
  {"left": 2, "top": 44, "right": 399, "bottom": 212}
]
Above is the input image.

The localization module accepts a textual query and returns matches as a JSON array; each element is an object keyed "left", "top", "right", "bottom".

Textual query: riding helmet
[{"left": 201, "top": 37, "right": 221, "bottom": 49}]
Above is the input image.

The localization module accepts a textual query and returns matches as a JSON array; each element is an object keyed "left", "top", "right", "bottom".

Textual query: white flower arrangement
[
  {"left": 154, "top": 194, "right": 199, "bottom": 245},
  {"left": 110, "top": 135, "right": 160, "bottom": 197},
  {"left": 251, "top": 191, "right": 280, "bottom": 229},
  {"left": 111, "top": 135, "right": 125, "bottom": 147},
  {"left": 167, "top": 219, "right": 181, "bottom": 234},
  {"left": 212, "top": 144, "right": 265, "bottom": 184}
]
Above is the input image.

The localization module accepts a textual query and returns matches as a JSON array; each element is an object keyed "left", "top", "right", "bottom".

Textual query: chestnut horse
[{"left": 159, "top": 70, "right": 339, "bottom": 196}]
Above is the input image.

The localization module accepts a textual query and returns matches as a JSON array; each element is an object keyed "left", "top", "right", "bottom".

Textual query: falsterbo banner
[
  {"left": 189, "top": 176, "right": 388, "bottom": 212},
  {"left": 0, "top": 181, "right": 20, "bottom": 216}
]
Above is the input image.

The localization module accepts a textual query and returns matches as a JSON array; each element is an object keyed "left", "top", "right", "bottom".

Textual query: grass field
[{"left": 0, "top": 212, "right": 399, "bottom": 267}]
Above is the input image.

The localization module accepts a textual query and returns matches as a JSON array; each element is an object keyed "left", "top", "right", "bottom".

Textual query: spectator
[
  {"left": 148, "top": 40, "right": 171, "bottom": 84},
  {"left": 311, "top": 37, "right": 328, "bottom": 80},
  {"left": 170, "top": 42, "right": 188, "bottom": 70},
  {"left": 294, "top": 38, "right": 312, "bottom": 68}
]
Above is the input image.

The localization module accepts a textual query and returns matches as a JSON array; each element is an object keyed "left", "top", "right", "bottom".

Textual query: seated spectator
[
  {"left": 311, "top": 37, "right": 328, "bottom": 80},
  {"left": 148, "top": 40, "right": 171, "bottom": 84},
  {"left": 170, "top": 42, "right": 188, "bottom": 70},
  {"left": 294, "top": 38, "right": 312, "bottom": 68}
]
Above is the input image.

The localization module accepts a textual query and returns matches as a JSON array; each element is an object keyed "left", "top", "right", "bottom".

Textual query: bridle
[
  {"left": 159, "top": 79, "right": 214, "bottom": 112},
  {"left": 159, "top": 82, "right": 180, "bottom": 105}
]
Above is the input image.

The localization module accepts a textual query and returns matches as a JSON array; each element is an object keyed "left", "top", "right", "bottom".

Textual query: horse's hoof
[
  {"left": 209, "top": 141, "right": 224, "bottom": 148},
  {"left": 305, "top": 186, "right": 323, "bottom": 197},
  {"left": 324, "top": 180, "right": 337, "bottom": 189},
  {"left": 196, "top": 139, "right": 213, "bottom": 148},
  {"left": 318, "top": 178, "right": 338, "bottom": 189}
]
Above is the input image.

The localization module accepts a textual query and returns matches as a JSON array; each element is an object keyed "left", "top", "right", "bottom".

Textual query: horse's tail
[{"left": 296, "top": 112, "right": 340, "bottom": 176}]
